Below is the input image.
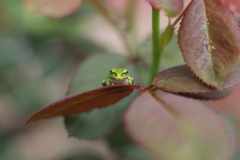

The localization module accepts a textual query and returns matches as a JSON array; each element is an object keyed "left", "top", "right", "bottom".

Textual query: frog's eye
[
  {"left": 121, "top": 71, "right": 128, "bottom": 76},
  {"left": 110, "top": 70, "right": 117, "bottom": 76}
]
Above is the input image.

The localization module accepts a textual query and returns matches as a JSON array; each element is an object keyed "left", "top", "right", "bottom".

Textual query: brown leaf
[
  {"left": 152, "top": 60, "right": 240, "bottom": 93},
  {"left": 178, "top": 0, "right": 240, "bottom": 88},
  {"left": 26, "top": 85, "right": 140, "bottom": 124},
  {"left": 174, "top": 89, "right": 230, "bottom": 100}
]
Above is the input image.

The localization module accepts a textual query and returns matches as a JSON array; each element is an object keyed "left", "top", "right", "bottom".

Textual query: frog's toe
[{"left": 102, "top": 81, "right": 107, "bottom": 86}]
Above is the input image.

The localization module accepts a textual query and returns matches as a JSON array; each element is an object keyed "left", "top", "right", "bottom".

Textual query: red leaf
[
  {"left": 23, "top": 0, "right": 82, "bottom": 18},
  {"left": 178, "top": 0, "right": 240, "bottom": 88},
  {"left": 175, "top": 89, "right": 230, "bottom": 100},
  {"left": 26, "top": 85, "right": 140, "bottom": 124},
  {"left": 152, "top": 60, "right": 240, "bottom": 93}
]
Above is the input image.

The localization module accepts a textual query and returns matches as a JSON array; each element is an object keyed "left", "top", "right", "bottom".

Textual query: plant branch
[
  {"left": 150, "top": 9, "right": 161, "bottom": 83},
  {"left": 88, "top": 0, "right": 134, "bottom": 57}
]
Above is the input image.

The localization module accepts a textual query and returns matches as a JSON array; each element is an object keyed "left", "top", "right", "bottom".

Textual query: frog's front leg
[
  {"left": 102, "top": 79, "right": 109, "bottom": 86},
  {"left": 102, "top": 81, "right": 106, "bottom": 86},
  {"left": 128, "top": 77, "right": 134, "bottom": 84},
  {"left": 102, "top": 80, "right": 107, "bottom": 86}
]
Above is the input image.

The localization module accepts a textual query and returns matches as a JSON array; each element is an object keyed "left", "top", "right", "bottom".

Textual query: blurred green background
[
  {"left": 0, "top": 0, "right": 186, "bottom": 159},
  {"left": 2, "top": 0, "right": 240, "bottom": 159},
  {"left": 0, "top": 1, "right": 110, "bottom": 160}
]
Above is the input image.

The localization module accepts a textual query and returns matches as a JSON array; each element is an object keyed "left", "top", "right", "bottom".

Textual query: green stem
[
  {"left": 150, "top": 9, "right": 161, "bottom": 83},
  {"left": 88, "top": 0, "right": 134, "bottom": 57}
]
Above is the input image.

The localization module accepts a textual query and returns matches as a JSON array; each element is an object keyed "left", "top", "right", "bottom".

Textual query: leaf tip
[
  {"left": 25, "top": 121, "right": 30, "bottom": 125},
  {"left": 25, "top": 117, "right": 37, "bottom": 125}
]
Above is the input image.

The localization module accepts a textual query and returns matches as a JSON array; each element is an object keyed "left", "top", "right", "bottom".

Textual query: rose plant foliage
[{"left": 25, "top": 0, "right": 240, "bottom": 160}]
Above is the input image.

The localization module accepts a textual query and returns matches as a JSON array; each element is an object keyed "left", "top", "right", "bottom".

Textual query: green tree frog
[{"left": 102, "top": 68, "right": 134, "bottom": 86}]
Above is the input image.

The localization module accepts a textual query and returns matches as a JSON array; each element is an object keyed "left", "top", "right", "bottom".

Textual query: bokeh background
[
  {"left": 0, "top": 1, "right": 112, "bottom": 160},
  {"left": 1, "top": 0, "right": 240, "bottom": 160}
]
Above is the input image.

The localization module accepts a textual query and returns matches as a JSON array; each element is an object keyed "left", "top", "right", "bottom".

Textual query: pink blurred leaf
[
  {"left": 152, "top": 60, "right": 240, "bottom": 93},
  {"left": 220, "top": 0, "right": 240, "bottom": 14},
  {"left": 159, "top": 0, "right": 183, "bottom": 17},
  {"left": 178, "top": 0, "right": 240, "bottom": 88},
  {"left": 146, "top": 0, "right": 161, "bottom": 11},
  {"left": 146, "top": 0, "right": 183, "bottom": 16},
  {"left": 23, "top": 0, "right": 82, "bottom": 18},
  {"left": 27, "top": 85, "right": 140, "bottom": 124},
  {"left": 124, "top": 91, "right": 233, "bottom": 160},
  {"left": 205, "top": 83, "right": 240, "bottom": 156},
  {"left": 205, "top": 83, "right": 240, "bottom": 115}
]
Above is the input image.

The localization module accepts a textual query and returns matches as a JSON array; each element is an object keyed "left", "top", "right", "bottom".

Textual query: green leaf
[
  {"left": 152, "top": 60, "right": 240, "bottom": 93},
  {"left": 160, "top": 25, "right": 174, "bottom": 47},
  {"left": 60, "top": 152, "right": 105, "bottom": 160},
  {"left": 64, "top": 90, "right": 139, "bottom": 139},
  {"left": 124, "top": 91, "right": 233, "bottom": 160},
  {"left": 65, "top": 54, "right": 140, "bottom": 139},
  {"left": 0, "top": 132, "right": 11, "bottom": 157},
  {"left": 106, "top": 126, "right": 156, "bottom": 160},
  {"left": 67, "top": 54, "right": 126, "bottom": 94},
  {"left": 178, "top": 0, "right": 240, "bottom": 88}
]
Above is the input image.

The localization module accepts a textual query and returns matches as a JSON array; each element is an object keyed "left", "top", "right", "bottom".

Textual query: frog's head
[{"left": 110, "top": 68, "right": 129, "bottom": 79}]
